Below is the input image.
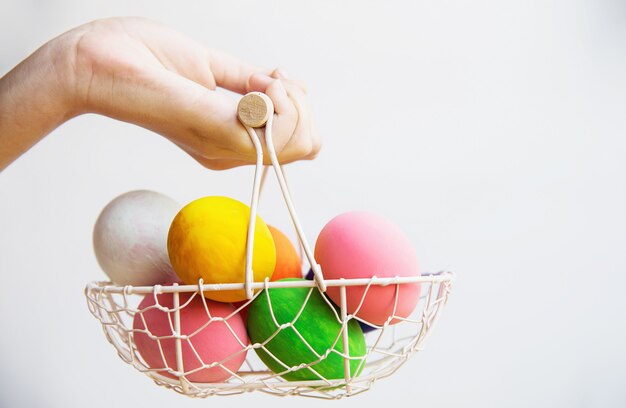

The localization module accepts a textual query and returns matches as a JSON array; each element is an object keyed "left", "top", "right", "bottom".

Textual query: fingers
[
  {"left": 118, "top": 17, "right": 218, "bottom": 91},
  {"left": 245, "top": 73, "right": 322, "bottom": 164},
  {"left": 110, "top": 67, "right": 259, "bottom": 165},
  {"left": 276, "top": 80, "right": 318, "bottom": 162},
  {"left": 264, "top": 79, "right": 300, "bottom": 154},
  {"left": 119, "top": 17, "right": 271, "bottom": 95},
  {"left": 188, "top": 152, "right": 251, "bottom": 170},
  {"left": 208, "top": 49, "right": 272, "bottom": 95},
  {"left": 270, "top": 68, "right": 308, "bottom": 94},
  {"left": 247, "top": 73, "right": 295, "bottom": 116},
  {"left": 120, "top": 65, "right": 321, "bottom": 170},
  {"left": 246, "top": 74, "right": 297, "bottom": 155}
]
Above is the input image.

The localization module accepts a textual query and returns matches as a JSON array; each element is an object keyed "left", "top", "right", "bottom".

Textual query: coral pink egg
[
  {"left": 132, "top": 292, "right": 248, "bottom": 383},
  {"left": 314, "top": 211, "right": 420, "bottom": 326}
]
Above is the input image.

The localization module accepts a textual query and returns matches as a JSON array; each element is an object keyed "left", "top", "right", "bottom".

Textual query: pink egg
[
  {"left": 133, "top": 292, "right": 248, "bottom": 383},
  {"left": 314, "top": 211, "right": 420, "bottom": 326}
]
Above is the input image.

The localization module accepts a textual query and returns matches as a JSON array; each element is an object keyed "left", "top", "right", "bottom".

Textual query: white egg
[{"left": 93, "top": 190, "right": 181, "bottom": 286}]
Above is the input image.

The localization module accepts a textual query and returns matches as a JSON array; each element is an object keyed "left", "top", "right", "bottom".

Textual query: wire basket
[
  {"left": 85, "top": 273, "right": 453, "bottom": 399},
  {"left": 85, "top": 92, "right": 455, "bottom": 399}
]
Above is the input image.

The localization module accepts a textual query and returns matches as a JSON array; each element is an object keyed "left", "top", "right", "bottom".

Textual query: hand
[{"left": 0, "top": 17, "right": 322, "bottom": 171}]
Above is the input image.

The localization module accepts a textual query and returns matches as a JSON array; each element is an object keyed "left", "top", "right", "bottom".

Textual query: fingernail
[{"left": 274, "top": 68, "right": 290, "bottom": 79}]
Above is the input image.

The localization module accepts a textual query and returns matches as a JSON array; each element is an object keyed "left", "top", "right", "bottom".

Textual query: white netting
[
  {"left": 85, "top": 273, "right": 453, "bottom": 399},
  {"left": 85, "top": 92, "right": 454, "bottom": 398}
]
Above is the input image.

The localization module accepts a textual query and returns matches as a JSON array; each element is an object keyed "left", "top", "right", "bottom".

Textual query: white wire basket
[
  {"left": 85, "top": 92, "right": 455, "bottom": 399},
  {"left": 85, "top": 273, "right": 453, "bottom": 399}
]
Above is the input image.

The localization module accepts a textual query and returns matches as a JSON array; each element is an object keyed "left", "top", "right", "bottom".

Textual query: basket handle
[{"left": 237, "top": 92, "right": 325, "bottom": 298}]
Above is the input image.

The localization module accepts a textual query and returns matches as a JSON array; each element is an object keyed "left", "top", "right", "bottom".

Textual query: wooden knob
[{"left": 237, "top": 92, "right": 273, "bottom": 128}]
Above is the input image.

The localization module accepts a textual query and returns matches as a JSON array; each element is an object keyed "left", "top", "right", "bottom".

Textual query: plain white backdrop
[{"left": 1, "top": 1, "right": 625, "bottom": 407}]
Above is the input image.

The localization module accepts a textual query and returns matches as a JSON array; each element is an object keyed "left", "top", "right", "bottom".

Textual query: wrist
[
  {"left": 45, "top": 30, "right": 86, "bottom": 120},
  {"left": 0, "top": 31, "right": 83, "bottom": 170}
]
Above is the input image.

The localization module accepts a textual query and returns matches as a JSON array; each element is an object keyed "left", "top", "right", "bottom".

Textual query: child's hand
[{"left": 0, "top": 17, "right": 321, "bottom": 170}]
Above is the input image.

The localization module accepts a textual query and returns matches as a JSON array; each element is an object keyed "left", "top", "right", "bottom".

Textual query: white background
[{"left": 1, "top": 1, "right": 625, "bottom": 407}]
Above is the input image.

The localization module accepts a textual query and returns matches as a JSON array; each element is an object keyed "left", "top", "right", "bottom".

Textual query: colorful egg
[
  {"left": 314, "top": 211, "right": 421, "bottom": 326},
  {"left": 93, "top": 190, "right": 180, "bottom": 286},
  {"left": 247, "top": 278, "right": 366, "bottom": 381},
  {"left": 305, "top": 268, "right": 378, "bottom": 333},
  {"left": 167, "top": 196, "right": 276, "bottom": 302},
  {"left": 233, "top": 226, "right": 301, "bottom": 320},
  {"left": 268, "top": 225, "right": 302, "bottom": 281},
  {"left": 133, "top": 291, "right": 248, "bottom": 383}
]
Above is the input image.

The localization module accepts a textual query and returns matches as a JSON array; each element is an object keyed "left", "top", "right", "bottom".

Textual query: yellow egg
[{"left": 167, "top": 196, "right": 276, "bottom": 302}]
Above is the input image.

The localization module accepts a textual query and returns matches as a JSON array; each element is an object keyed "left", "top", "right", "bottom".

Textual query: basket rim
[{"left": 85, "top": 271, "right": 454, "bottom": 295}]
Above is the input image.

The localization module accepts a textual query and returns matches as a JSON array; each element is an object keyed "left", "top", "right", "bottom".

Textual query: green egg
[{"left": 247, "top": 278, "right": 367, "bottom": 381}]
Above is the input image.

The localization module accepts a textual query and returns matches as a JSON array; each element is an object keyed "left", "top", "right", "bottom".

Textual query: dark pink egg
[{"left": 133, "top": 292, "right": 248, "bottom": 383}]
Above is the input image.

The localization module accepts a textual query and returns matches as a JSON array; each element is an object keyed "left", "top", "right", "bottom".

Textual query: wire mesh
[{"left": 85, "top": 272, "right": 453, "bottom": 399}]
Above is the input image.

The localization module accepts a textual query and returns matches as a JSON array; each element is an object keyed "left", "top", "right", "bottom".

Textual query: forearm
[{"left": 0, "top": 35, "right": 77, "bottom": 171}]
